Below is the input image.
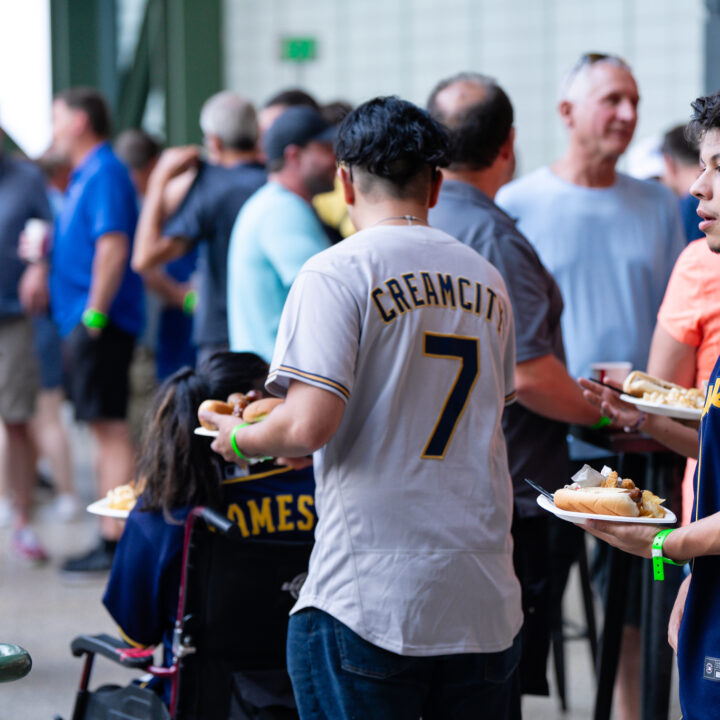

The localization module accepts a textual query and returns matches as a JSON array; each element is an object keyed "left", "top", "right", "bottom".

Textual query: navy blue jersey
[
  {"left": 102, "top": 462, "right": 315, "bottom": 703},
  {"left": 677, "top": 357, "right": 720, "bottom": 719}
]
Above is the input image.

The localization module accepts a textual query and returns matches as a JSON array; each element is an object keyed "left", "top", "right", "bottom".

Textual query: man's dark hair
[
  {"left": 661, "top": 125, "right": 698, "bottom": 167},
  {"left": 427, "top": 74, "right": 513, "bottom": 171},
  {"left": 263, "top": 88, "right": 319, "bottom": 110},
  {"left": 114, "top": 129, "right": 161, "bottom": 170},
  {"left": 55, "top": 86, "right": 112, "bottom": 138},
  {"left": 686, "top": 92, "right": 720, "bottom": 148},
  {"left": 321, "top": 100, "right": 353, "bottom": 127},
  {"left": 335, "top": 96, "right": 449, "bottom": 199}
]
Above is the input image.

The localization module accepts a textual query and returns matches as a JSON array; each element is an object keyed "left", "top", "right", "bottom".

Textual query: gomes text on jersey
[
  {"left": 371, "top": 270, "right": 505, "bottom": 332},
  {"left": 221, "top": 463, "right": 316, "bottom": 539}
]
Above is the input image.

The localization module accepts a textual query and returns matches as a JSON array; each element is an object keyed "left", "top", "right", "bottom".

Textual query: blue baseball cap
[{"left": 263, "top": 106, "right": 337, "bottom": 162}]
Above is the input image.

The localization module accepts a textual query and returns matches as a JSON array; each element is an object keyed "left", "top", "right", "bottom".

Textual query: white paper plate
[
  {"left": 619, "top": 394, "right": 702, "bottom": 422},
  {"left": 86, "top": 497, "right": 131, "bottom": 519},
  {"left": 536, "top": 494, "right": 676, "bottom": 525}
]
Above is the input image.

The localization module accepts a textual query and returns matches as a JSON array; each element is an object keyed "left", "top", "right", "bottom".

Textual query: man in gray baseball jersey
[{"left": 203, "top": 96, "right": 522, "bottom": 719}]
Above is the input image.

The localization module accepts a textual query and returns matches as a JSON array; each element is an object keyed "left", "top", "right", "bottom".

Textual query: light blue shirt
[
  {"left": 227, "top": 182, "right": 330, "bottom": 361},
  {"left": 497, "top": 167, "right": 685, "bottom": 380}
]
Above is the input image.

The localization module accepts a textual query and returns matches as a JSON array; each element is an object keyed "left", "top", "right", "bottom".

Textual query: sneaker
[
  {"left": 61, "top": 540, "right": 116, "bottom": 576},
  {"left": 52, "top": 493, "right": 82, "bottom": 523},
  {"left": 10, "top": 527, "right": 49, "bottom": 564}
]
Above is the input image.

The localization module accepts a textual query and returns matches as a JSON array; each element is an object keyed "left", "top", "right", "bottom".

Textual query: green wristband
[
  {"left": 183, "top": 289, "right": 198, "bottom": 315},
  {"left": 651, "top": 529, "right": 684, "bottom": 581},
  {"left": 591, "top": 415, "right": 612, "bottom": 430},
  {"left": 81, "top": 308, "right": 109, "bottom": 330},
  {"left": 231, "top": 423, "right": 250, "bottom": 461}
]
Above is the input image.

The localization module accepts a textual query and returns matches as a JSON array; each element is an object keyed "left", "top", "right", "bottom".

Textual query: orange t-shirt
[
  {"left": 657, "top": 238, "right": 720, "bottom": 524},
  {"left": 658, "top": 238, "right": 720, "bottom": 384}
]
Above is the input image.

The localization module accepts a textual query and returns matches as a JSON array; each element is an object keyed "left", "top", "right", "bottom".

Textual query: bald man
[{"left": 428, "top": 72, "right": 603, "bottom": 702}]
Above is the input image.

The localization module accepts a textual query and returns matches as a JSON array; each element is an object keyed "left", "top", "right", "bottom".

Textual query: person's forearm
[
  {"left": 516, "top": 354, "right": 601, "bottom": 424},
  {"left": 142, "top": 268, "right": 188, "bottom": 308},
  {"left": 641, "top": 413, "right": 699, "bottom": 459},
  {"left": 206, "top": 381, "right": 346, "bottom": 464},
  {"left": 230, "top": 406, "right": 325, "bottom": 459},
  {"left": 664, "top": 512, "right": 720, "bottom": 561},
  {"left": 132, "top": 179, "right": 170, "bottom": 272},
  {"left": 87, "top": 234, "right": 129, "bottom": 314}
]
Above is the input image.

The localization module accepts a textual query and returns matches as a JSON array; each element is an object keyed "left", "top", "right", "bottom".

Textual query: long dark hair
[{"left": 137, "top": 352, "right": 270, "bottom": 519}]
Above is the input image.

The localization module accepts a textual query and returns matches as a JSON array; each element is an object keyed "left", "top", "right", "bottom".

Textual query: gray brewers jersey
[{"left": 267, "top": 225, "right": 522, "bottom": 656}]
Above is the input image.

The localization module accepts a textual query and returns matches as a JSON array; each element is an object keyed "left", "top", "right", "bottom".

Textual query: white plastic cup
[
  {"left": 20, "top": 218, "right": 52, "bottom": 263},
  {"left": 590, "top": 361, "right": 633, "bottom": 385}
]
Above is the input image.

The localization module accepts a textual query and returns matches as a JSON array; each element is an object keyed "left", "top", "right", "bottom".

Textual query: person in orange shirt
[{"left": 647, "top": 236, "right": 720, "bottom": 524}]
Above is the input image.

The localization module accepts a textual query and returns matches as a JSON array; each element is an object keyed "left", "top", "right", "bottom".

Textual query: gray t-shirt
[
  {"left": 163, "top": 161, "right": 266, "bottom": 347},
  {"left": 0, "top": 156, "right": 52, "bottom": 319},
  {"left": 496, "top": 167, "right": 684, "bottom": 379},
  {"left": 430, "top": 180, "right": 569, "bottom": 516}
]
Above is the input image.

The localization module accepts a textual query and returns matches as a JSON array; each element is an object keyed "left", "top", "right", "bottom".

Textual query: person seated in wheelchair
[{"left": 102, "top": 351, "right": 316, "bottom": 716}]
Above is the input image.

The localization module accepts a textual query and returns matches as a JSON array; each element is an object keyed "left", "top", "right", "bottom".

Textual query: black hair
[
  {"left": 197, "top": 351, "right": 269, "bottom": 399},
  {"left": 335, "top": 96, "right": 449, "bottom": 198},
  {"left": 427, "top": 79, "right": 514, "bottom": 171},
  {"left": 55, "top": 86, "right": 112, "bottom": 138},
  {"left": 263, "top": 88, "right": 319, "bottom": 111},
  {"left": 137, "top": 367, "right": 223, "bottom": 520},
  {"left": 321, "top": 100, "right": 353, "bottom": 127},
  {"left": 114, "top": 129, "right": 162, "bottom": 170},
  {"left": 138, "top": 352, "right": 269, "bottom": 520},
  {"left": 686, "top": 93, "right": 720, "bottom": 148}
]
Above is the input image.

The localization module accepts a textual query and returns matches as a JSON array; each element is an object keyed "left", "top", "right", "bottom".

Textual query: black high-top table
[{"left": 568, "top": 425, "right": 685, "bottom": 720}]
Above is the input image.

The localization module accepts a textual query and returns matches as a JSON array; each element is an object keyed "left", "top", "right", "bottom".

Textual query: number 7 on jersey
[{"left": 422, "top": 333, "right": 480, "bottom": 459}]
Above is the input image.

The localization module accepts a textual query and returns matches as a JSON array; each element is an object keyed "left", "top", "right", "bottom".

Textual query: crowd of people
[{"left": 2, "top": 51, "right": 719, "bottom": 719}]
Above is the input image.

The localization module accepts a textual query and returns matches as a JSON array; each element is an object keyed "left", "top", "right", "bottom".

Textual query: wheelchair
[{"left": 58, "top": 507, "right": 313, "bottom": 720}]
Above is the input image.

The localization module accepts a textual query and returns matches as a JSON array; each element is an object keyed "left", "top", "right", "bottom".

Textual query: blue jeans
[{"left": 287, "top": 608, "right": 521, "bottom": 720}]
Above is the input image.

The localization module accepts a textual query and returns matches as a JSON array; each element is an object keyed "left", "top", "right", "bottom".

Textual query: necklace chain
[{"left": 371, "top": 214, "right": 427, "bottom": 227}]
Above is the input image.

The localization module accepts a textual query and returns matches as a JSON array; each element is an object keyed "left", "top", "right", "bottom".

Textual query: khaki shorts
[{"left": 0, "top": 316, "right": 38, "bottom": 422}]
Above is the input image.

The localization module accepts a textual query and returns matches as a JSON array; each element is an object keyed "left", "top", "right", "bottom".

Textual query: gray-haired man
[{"left": 132, "top": 91, "right": 266, "bottom": 364}]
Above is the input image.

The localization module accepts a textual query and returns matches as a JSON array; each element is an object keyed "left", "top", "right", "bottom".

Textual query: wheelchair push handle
[{"left": 0, "top": 643, "right": 31, "bottom": 683}]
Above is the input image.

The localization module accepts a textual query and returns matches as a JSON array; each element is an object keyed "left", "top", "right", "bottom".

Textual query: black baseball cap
[{"left": 263, "top": 106, "right": 337, "bottom": 163}]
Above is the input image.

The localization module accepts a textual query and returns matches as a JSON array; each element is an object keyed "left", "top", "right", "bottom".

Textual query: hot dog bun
[
  {"left": 622, "top": 371, "right": 684, "bottom": 397},
  {"left": 554, "top": 487, "right": 641, "bottom": 517},
  {"left": 243, "top": 397, "right": 283, "bottom": 423},
  {"left": 198, "top": 399, "right": 234, "bottom": 430}
]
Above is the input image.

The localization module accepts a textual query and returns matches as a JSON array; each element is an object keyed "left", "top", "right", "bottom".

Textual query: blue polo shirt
[
  {"left": 676, "top": 358, "right": 720, "bottom": 719},
  {"left": 50, "top": 143, "right": 144, "bottom": 337}
]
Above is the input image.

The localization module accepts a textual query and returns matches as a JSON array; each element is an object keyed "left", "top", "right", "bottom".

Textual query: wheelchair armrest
[
  {"left": 70, "top": 634, "right": 155, "bottom": 670},
  {"left": 198, "top": 507, "right": 240, "bottom": 537}
]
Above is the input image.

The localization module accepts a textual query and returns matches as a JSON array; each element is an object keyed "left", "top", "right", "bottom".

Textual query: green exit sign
[{"left": 281, "top": 37, "right": 317, "bottom": 62}]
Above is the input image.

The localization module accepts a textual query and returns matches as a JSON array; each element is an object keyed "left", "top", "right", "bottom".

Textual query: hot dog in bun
[
  {"left": 242, "top": 397, "right": 283, "bottom": 423},
  {"left": 197, "top": 399, "right": 234, "bottom": 430},
  {"left": 622, "top": 370, "right": 704, "bottom": 409},
  {"left": 553, "top": 485, "right": 666, "bottom": 518},
  {"left": 554, "top": 486, "right": 641, "bottom": 517}
]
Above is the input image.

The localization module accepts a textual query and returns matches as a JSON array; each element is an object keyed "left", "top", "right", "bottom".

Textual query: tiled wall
[{"left": 223, "top": 0, "right": 705, "bottom": 172}]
